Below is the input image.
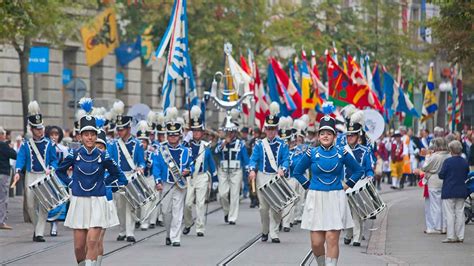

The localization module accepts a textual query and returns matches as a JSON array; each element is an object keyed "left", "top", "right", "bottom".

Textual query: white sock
[
  {"left": 96, "top": 255, "right": 102, "bottom": 266},
  {"left": 315, "top": 255, "right": 326, "bottom": 266},
  {"left": 325, "top": 257, "right": 338, "bottom": 266}
]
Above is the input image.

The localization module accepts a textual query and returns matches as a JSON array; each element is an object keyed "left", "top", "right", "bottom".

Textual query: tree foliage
[{"left": 430, "top": 0, "right": 474, "bottom": 88}]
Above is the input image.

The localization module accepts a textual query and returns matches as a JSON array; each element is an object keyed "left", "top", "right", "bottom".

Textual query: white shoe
[{"left": 78, "top": 261, "right": 85, "bottom": 266}]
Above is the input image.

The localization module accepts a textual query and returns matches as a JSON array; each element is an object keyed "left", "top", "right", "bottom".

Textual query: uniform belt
[{"left": 220, "top": 161, "right": 240, "bottom": 169}]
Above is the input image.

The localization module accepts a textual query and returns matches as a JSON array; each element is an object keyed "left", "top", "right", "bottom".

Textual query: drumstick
[
  {"left": 10, "top": 179, "right": 18, "bottom": 189},
  {"left": 251, "top": 179, "right": 256, "bottom": 194}
]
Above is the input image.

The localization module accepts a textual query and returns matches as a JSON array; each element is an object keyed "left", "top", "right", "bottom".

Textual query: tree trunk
[{"left": 13, "top": 37, "right": 31, "bottom": 134}]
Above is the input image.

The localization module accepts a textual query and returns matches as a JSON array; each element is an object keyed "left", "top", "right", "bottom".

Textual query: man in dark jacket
[
  {"left": 0, "top": 127, "right": 17, "bottom": 230},
  {"left": 439, "top": 140, "right": 469, "bottom": 243}
]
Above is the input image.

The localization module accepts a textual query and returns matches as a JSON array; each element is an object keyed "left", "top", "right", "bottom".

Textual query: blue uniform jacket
[
  {"left": 293, "top": 144, "right": 364, "bottom": 191},
  {"left": 248, "top": 137, "right": 289, "bottom": 173},
  {"left": 56, "top": 146, "right": 127, "bottom": 197},
  {"left": 107, "top": 136, "right": 146, "bottom": 172},
  {"left": 187, "top": 140, "right": 218, "bottom": 182},
  {"left": 214, "top": 138, "right": 249, "bottom": 170},
  {"left": 15, "top": 137, "right": 58, "bottom": 173},
  {"left": 345, "top": 144, "right": 374, "bottom": 179},
  {"left": 152, "top": 142, "right": 194, "bottom": 186}
]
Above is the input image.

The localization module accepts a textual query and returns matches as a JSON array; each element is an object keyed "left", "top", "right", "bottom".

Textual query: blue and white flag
[
  {"left": 383, "top": 71, "right": 419, "bottom": 118},
  {"left": 153, "top": 0, "right": 196, "bottom": 110}
]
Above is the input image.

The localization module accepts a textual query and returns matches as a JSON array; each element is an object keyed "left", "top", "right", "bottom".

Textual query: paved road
[{"left": 1, "top": 184, "right": 472, "bottom": 265}]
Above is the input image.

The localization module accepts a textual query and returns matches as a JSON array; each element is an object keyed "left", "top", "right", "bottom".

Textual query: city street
[{"left": 1, "top": 184, "right": 472, "bottom": 265}]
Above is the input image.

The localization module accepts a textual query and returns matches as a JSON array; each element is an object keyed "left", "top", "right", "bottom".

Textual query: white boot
[
  {"left": 315, "top": 255, "right": 326, "bottom": 266},
  {"left": 325, "top": 257, "right": 338, "bottom": 266},
  {"left": 96, "top": 255, "right": 102, "bottom": 266},
  {"left": 84, "top": 260, "right": 93, "bottom": 266}
]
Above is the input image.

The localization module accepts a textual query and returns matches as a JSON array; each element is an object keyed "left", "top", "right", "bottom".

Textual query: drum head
[
  {"left": 28, "top": 175, "right": 49, "bottom": 188},
  {"left": 346, "top": 178, "right": 369, "bottom": 194}
]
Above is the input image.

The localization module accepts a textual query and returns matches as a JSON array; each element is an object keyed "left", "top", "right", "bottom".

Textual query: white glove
[{"left": 212, "top": 182, "right": 219, "bottom": 190}]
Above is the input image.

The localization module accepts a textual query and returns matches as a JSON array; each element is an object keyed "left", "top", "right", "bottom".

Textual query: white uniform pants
[
  {"left": 218, "top": 168, "right": 242, "bottom": 222},
  {"left": 424, "top": 197, "right": 435, "bottom": 231},
  {"left": 442, "top": 198, "right": 465, "bottom": 240},
  {"left": 140, "top": 177, "right": 161, "bottom": 229},
  {"left": 293, "top": 181, "right": 305, "bottom": 222},
  {"left": 25, "top": 172, "right": 48, "bottom": 236},
  {"left": 282, "top": 178, "right": 299, "bottom": 228},
  {"left": 256, "top": 172, "right": 281, "bottom": 239},
  {"left": 116, "top": 172, "right": 135, "bottom": 237},
  {"left": 345, "top": 205, "right": 363, "bottom": 243},
  {"left": 428, "top": 188, "right": 445, "bottom": 231},
  {"left": 162, "top": 183, "right": 186, "bottom": 243},
  {"left": 184, "top": 172, "right": 210, "bottom": 233}
]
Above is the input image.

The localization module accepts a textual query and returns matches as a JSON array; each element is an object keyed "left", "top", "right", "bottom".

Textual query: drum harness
[{"left": 261, "top": 138, "right": 295, "bottom": 219}]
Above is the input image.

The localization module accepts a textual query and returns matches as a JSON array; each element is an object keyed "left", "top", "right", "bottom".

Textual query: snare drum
[
  {"left": 258, "top": 175, "right": 299, "bottom": 213},
  {"left": 345, "top": 178, "right": 386, "bottom": 220},
  {"left": 29, "top": 174, "right": 70, "bottom": 211},
  {"left": 122, "top": 173, "right": 157, "bottom": 210}
]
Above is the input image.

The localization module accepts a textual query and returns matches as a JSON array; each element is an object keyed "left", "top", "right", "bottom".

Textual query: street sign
[
  {"left": 28, "top": 47, "right": 49, "bottom": 73},
  {"left": 116, "top": 72, "right": 125, "bottom": 90},
  {"left": 66, "top": 78, "right": 87, "bottom": 100},
  {"left": 63, "top": 69, "right": 73, "bottom": 85}
]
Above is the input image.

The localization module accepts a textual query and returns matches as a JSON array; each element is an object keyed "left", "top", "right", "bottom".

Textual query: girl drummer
[
  {"left": 293, "top": 115, "right": 364, "bottom": 266},
  {"left": 56, "top": 115, "right": 127, "bottom": 266}
]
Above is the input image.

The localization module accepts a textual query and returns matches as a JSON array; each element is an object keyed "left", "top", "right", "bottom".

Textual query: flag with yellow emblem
[{"left": 80, "top": 8, "right": 119, "bottom": 67}]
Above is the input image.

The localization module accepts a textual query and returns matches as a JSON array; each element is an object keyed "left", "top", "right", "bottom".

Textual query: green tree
[
  {"left": 0, "top": 1, "right": 95, "bottom": 133},
  {"left": 430, "top": 1, "right": 474, "bottom": 89}
]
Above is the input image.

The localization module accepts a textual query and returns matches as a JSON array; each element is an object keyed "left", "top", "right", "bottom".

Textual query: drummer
[
  {"left": 55, "top": 112, "right": 127, "bottom": 266},
  {"left": 343, "top": 111, "right": 375, "bottom": 247},
  {"left": 292, "top": 115, "right": 363, "bottom": 266},
  {"left": 107, "top": 100, "right": 146, "bottom": 243},
  {"left": 13, "top": 101, "right": 58, "bottom": 242},
  {"left": 152, "top": 107, "right": 193, "bottom": 247},
  {"left": 183, "top": 106, "right": 217, "bottom": 237},
  {"left": 248, "top": 102, "right": 289, "bottom": 243}
]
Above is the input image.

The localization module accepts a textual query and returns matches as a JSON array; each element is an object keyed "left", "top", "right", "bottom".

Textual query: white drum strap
[
  {"left": 262, "top": 138, "right": 278, "bottom": 172},
  {"left": 118, "top": 138, "right": 137, "bottom": 170},
  {"left": 193, "top": 143, "right": 206, "bottom": 178},
  {"left": 29, "top": 138, "right": 47, "bottom": 171}
]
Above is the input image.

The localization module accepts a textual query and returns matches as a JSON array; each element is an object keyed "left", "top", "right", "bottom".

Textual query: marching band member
[
  {"left": 278, "top": 116, "right": 296, "bottom": 232},
  {"left": 45, "top": 125, "right": 69, "bottom": 237},
  {"left": 13, "top": 101, "right": 58, "bottom": 242},
  {"left": 152, "top": 107, "right": 193, "bottom": 247},
  {"left": 55, "top": 112, "right": 127, "bottom": 266},
  {"left": 293, "top": 115, "right": 364, "bottom": 266},
  {"left": 150, "top": 111, "right": 167, "bottom": 228},
  {"left": 107, "top": 100, "right": 146, "bottom": 242},
  {"left": 342, "top": 111, "right": 374, "bottom": 247},
  {"left": 136, "top": 120, "right": 156, "bottom": 231},
  {"left": 214, "top": 109, "right": 249, "bottom": 225},
  {"left": 94, "top": 120, "right": 126, "bottom": 266},
  {"left": 248, "top": 102, "right": 289, "bottom": 243},
  {"left": 183, "top": 106, "right": 218, "bottom": 237},
  {"left": 282, "top": 118, "right": 308, "bottom": 232}
]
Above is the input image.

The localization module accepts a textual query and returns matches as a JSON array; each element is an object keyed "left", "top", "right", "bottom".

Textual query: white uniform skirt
[
  {"left": 301, "top": 190, "right": 354, "bottom": 231},
  {"left": 65, "top": 196, "right": 116, "bottom": 229}
]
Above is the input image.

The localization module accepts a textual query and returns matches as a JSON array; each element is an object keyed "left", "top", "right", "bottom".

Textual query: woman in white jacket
[{"left": 420, "top": 138, "right": 450, "bottom": 234}]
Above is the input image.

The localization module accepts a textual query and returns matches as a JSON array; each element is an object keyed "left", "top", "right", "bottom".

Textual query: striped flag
[
  {"left": 421, "top": 63, "right": 438, "bottom": 121},
  {"left": 153, "top": 0, "right": 196, "bottom": 110},
  {"left": 240, "top": 52, "right": 269, "bottom": 129},
  {"left": 448, "top": 66, "right": 462, "bottom": 128}
]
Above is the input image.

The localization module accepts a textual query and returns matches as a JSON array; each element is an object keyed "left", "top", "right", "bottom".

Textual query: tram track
[
  {"left": 216, "top": 233, "right": 261, "bottom": 266},
  {"left": 1, "top": 206, "right": 223, "bottom": 265}
]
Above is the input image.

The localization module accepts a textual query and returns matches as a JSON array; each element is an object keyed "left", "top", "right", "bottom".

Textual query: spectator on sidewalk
[
  {"left": 0, "top": 127, "right": 17, "bottom": 230},
  {"left": 420, "top": 138, "right": 450, "bottom": 234},
  {"left": 439, "top": 140, "right": 470, "bottom": 243}
]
